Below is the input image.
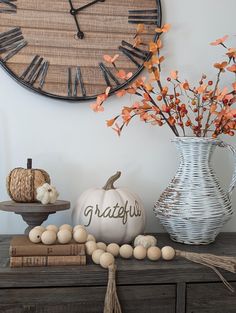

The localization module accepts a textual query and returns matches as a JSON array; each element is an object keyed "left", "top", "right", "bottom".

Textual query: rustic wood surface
[
  {"left": 0, "top": 200, "right": 70, "bottom": 212},
  {"left": 0, "top": 233, "right": 236, "bottom": 288},
  {"left": 0, "top": 0, "right": 159, "bottom": 98},
  {"left": 186, "top": 282, "right": 236, "bottom": 313},
  {"left": 0, "top": 233, "right": 235, "bottom": 312},
  {"left": 0, "top": 285, "right": 175, "bottom": 313}
]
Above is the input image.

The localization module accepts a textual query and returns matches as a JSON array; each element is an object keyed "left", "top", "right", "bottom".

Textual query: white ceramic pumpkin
[{"left": 72, "top": 172, "right": 145, "bottom": 245}]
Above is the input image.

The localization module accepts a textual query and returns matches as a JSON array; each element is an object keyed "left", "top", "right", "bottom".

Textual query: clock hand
[
  {"left": 70, "top": 0, "right": 105, "bottom": 15},
  {"left": 68, "top": 0, "right": 84, "bottom": 39}
]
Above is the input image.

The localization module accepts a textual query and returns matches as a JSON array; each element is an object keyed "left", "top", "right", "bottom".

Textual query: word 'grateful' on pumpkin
[
  {"left": 72, "top": 171, "right": 146, "bottom": 245},
  {"left": 82, "top": 200, "right": 142, "bottom": 226}
]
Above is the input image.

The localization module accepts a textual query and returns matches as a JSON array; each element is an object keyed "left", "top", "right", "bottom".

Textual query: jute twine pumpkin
[{"left": 6, "top": 158, "right": 50, "bottom": 203}]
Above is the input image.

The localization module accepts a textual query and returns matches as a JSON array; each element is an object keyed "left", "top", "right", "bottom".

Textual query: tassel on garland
[
  {"left": 176, "top": 250, "right": 236, "bottom": 292},
  {"left": 103, "top": 264, "right": 122, "bottom": 313}
]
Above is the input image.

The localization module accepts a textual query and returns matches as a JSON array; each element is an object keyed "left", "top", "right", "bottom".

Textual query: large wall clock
[{"left": 0, "top": 0, "right": 161, "bottom": 101}]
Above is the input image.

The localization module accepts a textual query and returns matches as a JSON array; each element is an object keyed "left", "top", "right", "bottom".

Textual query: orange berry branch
[{"left": 91, "top": 25, "right": 236, "bottom": 137}]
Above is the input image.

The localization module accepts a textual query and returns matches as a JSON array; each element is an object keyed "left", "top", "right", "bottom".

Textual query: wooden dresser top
[{"left": 0, "top": 233, "right": 236, "bottom": 288}]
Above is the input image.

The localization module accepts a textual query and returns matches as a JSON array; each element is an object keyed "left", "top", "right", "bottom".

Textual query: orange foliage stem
[
  {"left": 203, "top": 69, "right": 222, "bottom": 136},
  {"left": 142, "top": 85, "right": 179, "bottom": 136},
  {"left": 156, "top": 80, "right": 180, "bottom": 136}
]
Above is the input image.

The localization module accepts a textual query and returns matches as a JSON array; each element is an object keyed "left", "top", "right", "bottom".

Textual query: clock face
[{"left": 0, "top": 0, "right": 161, "bottom": 101}]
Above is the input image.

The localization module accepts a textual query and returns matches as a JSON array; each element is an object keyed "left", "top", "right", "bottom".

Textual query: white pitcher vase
[{"left": 154, "top": 137, "right": 236, "bottom": 245}]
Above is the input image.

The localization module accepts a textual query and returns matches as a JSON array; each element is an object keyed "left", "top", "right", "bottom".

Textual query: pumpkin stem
[
  {"left": 27, "top": 158, "right": 32, "bottom": 169},
  {"left": 103, "top": 171, "right": 121, "bottom": 190}
]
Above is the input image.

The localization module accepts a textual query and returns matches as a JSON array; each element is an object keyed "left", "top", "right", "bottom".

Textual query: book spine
[
  {"left": 10, "top": 255, "right": 86, "bottom": 267},
  {"left": 10, "top": 244, "right": 85, "bottom": 257}
]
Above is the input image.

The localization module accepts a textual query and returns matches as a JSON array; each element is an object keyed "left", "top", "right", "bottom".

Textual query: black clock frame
[{"left": 0, "top": 0, "right": 162, "bottom": 101}]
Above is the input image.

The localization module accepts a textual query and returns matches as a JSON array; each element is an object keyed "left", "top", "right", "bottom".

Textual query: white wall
[{"left": 0, "top": 0, "right": 235, "bottom": 234}]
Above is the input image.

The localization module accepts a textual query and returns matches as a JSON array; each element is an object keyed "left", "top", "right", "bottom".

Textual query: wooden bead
[
  {"left": 97, "top": 242, "right": 107, "bottom": 251},
  {"left": 34, "top": 226, "right": 45, "bottom": 232},
  {"left": 106, "top": 243, "right": 120, "bottom": 257},
  {"left": 46, "top": 225, "right": 58, "bottom": 233},
  {"left": 147, "top": 246, "right": 161, "bottom": 261},
  {"left": 29, "top": 228, "right": 43, "bottom": 243},
  {"left": 100, "top": 252, "right": 115, "bottom": 269},
  {"left": 85, "top": 241, "right": 97, "bottom": 255},
  {"left": 92, "top": 249, "right": 105, "bottom": 265},
  {"left": 133, "top": 245, "right": 147, "bottom": 260},
  {"left": 73, "top": 228, "right": 88, "bottom": 243},
  {"left": 161, "top": 246, "right": 176, "bottom": 261},
  {"left": 59, "top": 224, "right": 73, "bottom": 232},
  {"left": 41, "top": 230, "right": 57, "bottom": 245},
  {"left": 119, "top": 244, "right": 133, "bottom": 259},
  {"left": 87, "top": 234, "right": 96, "bottom": 242},
  {"left": 73, "top": 225, "right": 85, "bottom": 232},
  {"left": 57, "top": 229, "right": 72, "bottom": 244}
]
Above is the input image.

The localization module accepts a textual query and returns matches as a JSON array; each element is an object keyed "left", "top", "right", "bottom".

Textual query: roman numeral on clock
[
  {"left": 0, "top": 27, "right": 28, "bottom": 63},
  {"left": 0, "top": 0, "right": 17, "bottom": 13},
  {"left": 20, "top": 55, "right": 49, "bottom": 88},
  {"left": 99, "top": 62, "right": 120, "bottom": 87},
  {"left": 68, "top": 66, "right": 86, "bottom": 97},
  {"left": 128, "top": 9, "right": 158, "bottom": 25},
  {"left": 119, "top": 40, "right": 149, "bottom": 67}
]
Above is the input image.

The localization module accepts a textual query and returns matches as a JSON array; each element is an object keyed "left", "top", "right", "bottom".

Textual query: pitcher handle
[{"left": 218, "top": 141, "right": 236, "bottom": 198}]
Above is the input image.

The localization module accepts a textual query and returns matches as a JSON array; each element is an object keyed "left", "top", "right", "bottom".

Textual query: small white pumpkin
[
  {"left": 36, "top": 183, "right": 59, "bottom": 205},
  {"left": 72, "top": 171, "right": 145, "bottom": 245},
  {"left": 134, "top": 235, "right": 157, "bottom": 249}
]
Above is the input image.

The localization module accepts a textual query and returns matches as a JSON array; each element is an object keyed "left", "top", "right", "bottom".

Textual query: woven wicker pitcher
[{"left": 154, "top": 137, "right": 236, "bottom": 245}]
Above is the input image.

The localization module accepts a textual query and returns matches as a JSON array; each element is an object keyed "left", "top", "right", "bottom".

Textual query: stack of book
[{"left": 10, "top": 236, "right": 86, "bottom": 267}]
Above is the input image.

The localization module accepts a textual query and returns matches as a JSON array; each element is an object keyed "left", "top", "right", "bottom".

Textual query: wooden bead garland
[
  {"left": 28, "top": 224, "right": 89, "bottom": 245},
  {"left": 28, "top": 227, "right": 236, "bottom": 295},
  {"left": 28, "top": 226, "right": 236, "bottom": 313}
]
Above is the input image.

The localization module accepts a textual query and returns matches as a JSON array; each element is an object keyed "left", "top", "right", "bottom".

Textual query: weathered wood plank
[
  {"left": 176, "top": 283, "right": 186, "bottom": 313},
  {"left": 0, "top": 285, "right": 176, "bottom": 313},
  {"left": 16, "top": 0, "right": 158, "bottom": 15},
  {"left": 0, "top": 26, "right": 154, "bottom": 52},
  {"left": 0, "top": 10, "right": 141, "bottom": 34},
  {"left": 186, "top": 282, "right": 236, "bottom": 313}
]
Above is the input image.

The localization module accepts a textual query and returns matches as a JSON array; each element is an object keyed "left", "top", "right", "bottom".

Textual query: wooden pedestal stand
[{"left": 0, "top": 200, "right": 70, "bottom": 234}]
